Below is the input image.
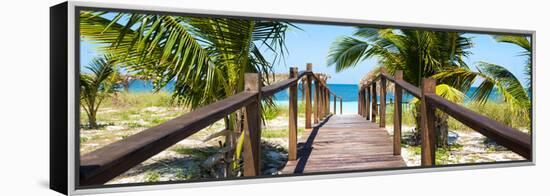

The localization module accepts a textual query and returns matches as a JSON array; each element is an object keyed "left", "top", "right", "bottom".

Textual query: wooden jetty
[{"left": 78, "top": 64, "right": 531, "bottom": 186}]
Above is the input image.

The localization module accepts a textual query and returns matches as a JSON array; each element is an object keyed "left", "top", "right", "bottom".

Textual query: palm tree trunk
[
  {"left": 88, "top": 110, "right": 98, "bottom": 128},
  {"left": 413, "top": 106, "right": 449, "bottom": 147},
  {"left": 435, "top": 113, "right": 449, "bottom": 148},
  {"left": 413, "top": 105, "right": 421, "bottom": 145}
]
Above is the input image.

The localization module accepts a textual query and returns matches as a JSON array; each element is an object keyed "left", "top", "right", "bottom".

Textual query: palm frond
[
  {"left": 432, "top": 62, "right": 530, "bottom": 113},
  {"left": 326, "top": 36, "right": 370, "bottom": 72},
  {"left": 493, "top": 35, "right": 532, "bottom": 90},
  {"left": 493, "top": 35, "right": 531, "bottom": 53}
]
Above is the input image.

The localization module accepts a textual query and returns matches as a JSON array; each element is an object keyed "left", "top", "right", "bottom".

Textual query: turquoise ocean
[{"left": 126, "top": 80, "right": 503, "bottom": 114}]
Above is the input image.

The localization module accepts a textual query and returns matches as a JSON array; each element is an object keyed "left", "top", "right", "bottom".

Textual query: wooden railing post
[
  {"left": 393, "top": 71, "right": 403, "bottom": 155},
  {"left": 380, "top": 73, "right": 387, "bottom": 128},
  {"left": 359, "top": 88, "right": 364, "bottom": 116},
  {"left": 319, "top": 81, "right": 325, "bottom": 118},
  {"left": 321, "top": 76, "right": 327, "bottom": 119},
  {"left": 420, "top": 78, "right": 436, "bottom": 166},
  {"left": 314, "top": 75, "right": 320, "bottom": 124},
  {"left": 371, "top": 82, "right": 377, "bottom": 123},
  {"left": 325, "top": 87, "right": 330, "bottom": 115},
  {"left": 243, "top": 73, "right": 262, "bottom": 176},
  {"left": 366, "top": 85, "right": 371, "bottom": 121},
  {"left": 360, "top": 88, "right": 365, "bottom": 117},
  {"left": 340, "top": 97, "right": 343, "bottom": 114},
  {"left": 333, "top": 94, "right": 336, "bottom": 115},
  {"left": 289, "top": 67, "right": 298, "bottom": 161},
  {"left": 305, "top": 64, "right": 313, "bottom": 129},
  {"left": 327, "top": 90, "right": 330, "bottom": 114},
  {"left": 358, "top": 90, "right": 361, "bottom": 115}
]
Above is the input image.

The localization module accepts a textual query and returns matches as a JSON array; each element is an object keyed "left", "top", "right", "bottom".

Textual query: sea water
[{"left": 126, "top": 80, "right": 504, "bottom": 114}]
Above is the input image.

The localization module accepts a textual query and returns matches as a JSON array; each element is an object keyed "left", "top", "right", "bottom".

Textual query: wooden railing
[
  {"left": 79, "top": 63, "right": 343, "bottom": 186},
  {"left": 358, "top": 70, "right": 532, "bottom": 166}
]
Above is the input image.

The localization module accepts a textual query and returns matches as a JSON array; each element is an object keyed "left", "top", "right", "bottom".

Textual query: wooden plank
[
  {"left": 393, "top": 71, "right": 403, "bottom": 156},
  {"left": 297, "top": 70, "right": 309, "bottom": 78},
  {"left": 420, "top": 78, "right": 436, "bottom": 166},
  {"left": 243, "top": 73, "right": 262, "bottom": 176},
  {"left": 281, "top": 114, "right": 406, "bottom": 174},
  {"left": 261, "top": 77, "right": 298, "bottom": 97},
  {"left": 382, "top": 72, "right": 421, "bottom": 98},
  {"left": 426, "top": 94, "right": 531, "bottom": 159},
  {"left": 289, "top": 67, "right": 298, "bottom": 161},
  {"left": 79, "top": 91, "right": 257, "bottom": 186},
  {"left": 305, "top": 63, "right": 313, "bottom": 129}
]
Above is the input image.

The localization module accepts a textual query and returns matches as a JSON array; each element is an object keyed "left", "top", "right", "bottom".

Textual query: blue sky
[{"left": 80, "top": 21, "right": 530, "bottom": 86}]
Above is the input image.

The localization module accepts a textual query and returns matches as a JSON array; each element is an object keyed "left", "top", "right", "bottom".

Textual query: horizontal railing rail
[
  {"left": 79, "top": 91, "right": 258, "bottom": 185},
  {"left": 358, "top": 70, "right": 532, "bottom": 165},
  {"left": 79, "top": 63, "right": 342, "bottom": 186},
  {"left": 425, "top": 94, "right": 531, "bottom": 158}
]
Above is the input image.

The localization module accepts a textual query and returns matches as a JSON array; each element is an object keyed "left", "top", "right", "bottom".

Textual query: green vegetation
[
  {"left": 405, "top": 143, "right": 463, "bottom": 165},
  {"left": 264, "top": 105, "right": 285, "bottom": 120},
  {"left": 80, "top": 94, "right": 186, "bottom": 131},
  {"left": 263, "top": 128, "right": 305, "bottom": 138},
  {"left": 268, "top": 101, "right": 307, "bottom": 119},
  {"left": 102, "top": 92, "right": 175, "bottom": 108},
  {"left": 144, "top": 171, "right": 161, "bottom": 182},
  {"left": 450, "top": 101, "right": 530, "bottom": 131},
  {"left": 173, "top": 147, "right": 219, "bottom": 159},
  {"left": 384, "top": 100, "right": 530, "bottom": 131},
  {"left": 80, "top": 56, "right": 119, "bottom": 128}
]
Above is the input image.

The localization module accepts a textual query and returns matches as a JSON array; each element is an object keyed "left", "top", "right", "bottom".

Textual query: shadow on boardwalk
[{"left": 282, "top": 114, "right": 406, "bottom": 174}]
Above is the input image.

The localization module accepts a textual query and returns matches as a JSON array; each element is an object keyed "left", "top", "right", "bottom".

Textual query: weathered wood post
[
  {"left": 420, "top": 78, "right": 436, "bottom": 166},
  {"left": 371, "top": 82, "right": 377, "bottom": 123},
  {"left": 289, "top": 67, "right": 298, "bottom": 161},
  {"left": 325, "top": 85, "right": 330, "bottom": 115},
  {"left": 314, "top": 74, "right": 320, "bottom": 124},
  {"left": 333, "top": 93, "right": 337, "bottom": 115},
  {"left": 305, "top": 63, "right": 313, "bottom": 129},
  {"left": 359, "top": 88, "right": 364, "bottom": 117},
  {"left": 243, "top": 73, "right": 262, "bottom": 176},
  {"left": 358, "top": 87, "right": 365, "bottom": 118},
  {"left": 393, "top": 70, "right": 403, "bottom": 155},
  {"left": 340, "top": 97, "right": 343, "bottom": 114},
  {"left": 327, "top": 90, "right": 330, "bottom": 115},
  {"left": 319, "top": 81, "right": 325, "bottom": 120},
  {"left": 380, "top": 72, "right": 387, "bottom": 128},
  {"left": 366, "top": 84, "right": 371, "bottom": 121},
  {"left": 324, "top": 87, "right": 327, "bottom": 116},
  {"left": 357, "top": 91, "right": 363, "bottom": 115}
]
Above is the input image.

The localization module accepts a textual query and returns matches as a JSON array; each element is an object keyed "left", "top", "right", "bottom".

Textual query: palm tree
[
  {"left": 327, "top": 28, "right": 473, "bottom": 147},
  {"left": 80, "top": 55, "right": 119, "bottom": 128},
  {"left": 432, "top": 35, "right": 532, "bottom": 126},
  {"left": 494, "top": 35, "right": 532, "bottom": 90},
  {"left": 79, "top": 11, "right": 294, "bottom": 175}
]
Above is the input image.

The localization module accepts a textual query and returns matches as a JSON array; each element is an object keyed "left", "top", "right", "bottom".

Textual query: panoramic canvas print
[{"left": 77, "top": 8, "right": 532, "bottom": 187}]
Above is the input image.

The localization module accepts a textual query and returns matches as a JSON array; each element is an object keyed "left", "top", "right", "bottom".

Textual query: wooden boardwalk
[{"left": 281, "top": 114, "right": 406, "bottom": 174}]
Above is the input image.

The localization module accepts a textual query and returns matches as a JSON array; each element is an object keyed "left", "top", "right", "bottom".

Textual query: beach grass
[
  {"left": 263, "top": 128, "right": 305, "bottom": 138},
  {"left": 383, "top": 101, "right": 530, "bottom": 132}
]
